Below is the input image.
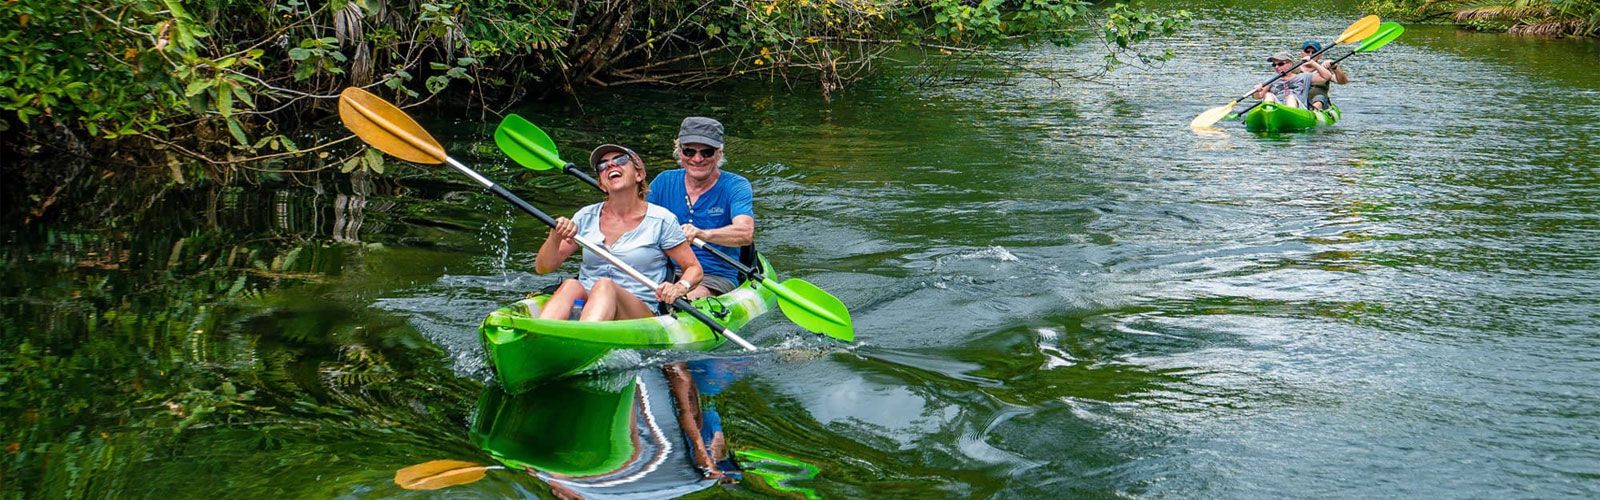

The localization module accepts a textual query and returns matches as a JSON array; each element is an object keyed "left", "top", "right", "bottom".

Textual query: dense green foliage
[
  {"left": 0, "top": 0, "right": 1187, "bottom": 176},
  {"left": 0, "top": 186, "right": 482, "bottom": 497},
  {"left": 1362, "top": 0, "right": 1599, "bottom": 36}
]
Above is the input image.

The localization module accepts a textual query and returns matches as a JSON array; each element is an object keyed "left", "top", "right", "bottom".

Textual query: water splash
[
  {"left": 475, "top": 202, "right": 517, "bottom": 278},
  {"left": 1034, "top": 327, "right": 1076, "bottom": 369},
  {"left": 964, "top": 245, "right": 1021, "bottom": 262}
]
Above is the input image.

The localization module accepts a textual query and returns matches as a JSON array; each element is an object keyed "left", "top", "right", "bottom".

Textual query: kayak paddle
[
  {"left": 336, "top": 87, "right": 760, "bottom": 351},
  {"left": 1227, "top": 21, "right": 1406, "bottom": 119},
  {"left": 1333, "top": 21, "right": 1405, "bottom": 65},
  {"left": 1189, "top": 14, "right": 1380, "bottom": 129},
  {"left": 394, "top": 460, "right": 502, "bottom": 490},
  {"left": 494, "top": 114, "right": 855, "bottom": 342}
]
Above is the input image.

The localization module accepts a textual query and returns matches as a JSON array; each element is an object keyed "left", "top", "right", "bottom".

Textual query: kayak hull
[
  {"left": 1242, "top": 102, "right": 1341, "bottom": 132},
  {"left": 480, "top": 257, "right": 777, "bottom": 393}
]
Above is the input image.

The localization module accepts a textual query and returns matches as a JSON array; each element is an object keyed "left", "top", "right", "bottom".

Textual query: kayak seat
[{"left": 738, "top": 243, "right": 759, "bottom": 285}]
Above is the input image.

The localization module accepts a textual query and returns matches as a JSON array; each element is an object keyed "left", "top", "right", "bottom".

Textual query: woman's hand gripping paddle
[
  {"left": 494, "top": 114, "right": 856, "bottom": 342},
  {"left": 1189, "top": 15, "right": 1381, "bottom": 130},
  {"left": 337, "top": 87, "right": 760, "bottom": 351}
]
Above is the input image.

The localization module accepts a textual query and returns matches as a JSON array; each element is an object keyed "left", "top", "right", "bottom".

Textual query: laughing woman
[{"left": 534, "top": 144, "right": 704, "bottom": 321}]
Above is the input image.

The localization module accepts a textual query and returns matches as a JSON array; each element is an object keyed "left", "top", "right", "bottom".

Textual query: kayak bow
[
  {"left": 480, "top": 257, "right": 778, "bottom": 392},
  {"left": 1238, "top": 102, "right": 1342, "bottom": 132}
]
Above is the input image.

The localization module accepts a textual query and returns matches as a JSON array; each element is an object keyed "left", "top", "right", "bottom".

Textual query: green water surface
[{"left": 4, "top": 1, "right": 1599, "bottom": 497}]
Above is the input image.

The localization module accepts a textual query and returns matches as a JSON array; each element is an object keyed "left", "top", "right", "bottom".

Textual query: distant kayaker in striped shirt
[
  {"left": 1253, "top": 51, "right": 1336, "bottom": 109},
  {"left": 648, "top": 117, "right": 757, "bottom": 300},
  {"left": 1299, "top": 41, "right": 1350, "bottom": 111},
  {"left": 534, "top": 144, "right": 705, "bottom": 321}
]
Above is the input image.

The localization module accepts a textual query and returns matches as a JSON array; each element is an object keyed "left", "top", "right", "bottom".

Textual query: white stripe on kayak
[{"left": 541, "top": 375, "right": 673, "bottom": 488}]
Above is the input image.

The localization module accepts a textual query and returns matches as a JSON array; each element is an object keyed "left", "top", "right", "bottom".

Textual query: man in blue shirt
[{"left": 648, "top": 117, "right": 756, "bottom": 299}]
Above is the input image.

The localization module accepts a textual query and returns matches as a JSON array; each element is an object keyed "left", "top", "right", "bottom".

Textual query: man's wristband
[{"left": 677, "top": 280, "right": 696, "bottom": 290}]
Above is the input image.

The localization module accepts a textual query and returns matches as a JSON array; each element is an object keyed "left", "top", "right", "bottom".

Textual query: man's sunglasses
[
  {"left": 681, "top": 146, "right": 719, "bottom": 159},
  {"left": 1272, "top": 61, "right": 1292, "bottom": 67},
  {"left": 595, "top": 154, "right": 631, "bottom": 172}
]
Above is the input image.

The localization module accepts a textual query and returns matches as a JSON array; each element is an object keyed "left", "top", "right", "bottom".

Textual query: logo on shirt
[{"left": 707, "top": 207, "right": 725, "bottom": 217}]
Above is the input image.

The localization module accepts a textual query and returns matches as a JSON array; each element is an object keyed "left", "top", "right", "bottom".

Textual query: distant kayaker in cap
[
  {"left": 1253, "top": 51, "right": 1335, "bottom": 109},
  {"left": 647, "top": 117, "right": 756, "bottom": 299},
  {"left": 1299, "top": 40, "right": 1349, "bottom": 111},
  {"left": 534, "top": 144, "right": 704, "bottom": 321}
]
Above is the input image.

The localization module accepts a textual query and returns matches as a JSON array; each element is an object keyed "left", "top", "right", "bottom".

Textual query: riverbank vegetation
[
  {"left": 0, "top": 185, "right": 482, "bottom": 497},
  {"left": 1, "top": 0, "right": 1187, "bottom": 216},
  {"left": 1363, "top": 0, "right": 1599, "bottom": 37}
]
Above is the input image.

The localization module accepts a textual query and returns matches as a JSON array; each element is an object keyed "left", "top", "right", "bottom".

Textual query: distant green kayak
[
  {"left": 479, "top": 256, "right": 777, "bottom": 393},
  {"left": 1239, "top": 102, "right": 1341, "bottom": 132}
]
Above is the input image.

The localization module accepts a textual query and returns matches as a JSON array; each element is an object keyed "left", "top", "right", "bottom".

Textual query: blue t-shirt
[
  {"left": 647, "top": 170, "right": 755, "bottom": 283},
  {"left": 572, "top": 202, "right": 687, "bottom": 311}
]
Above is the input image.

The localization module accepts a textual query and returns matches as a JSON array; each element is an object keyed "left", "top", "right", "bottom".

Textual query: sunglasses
[
  {"left": 595, "top": 154, "right": 631, "bottom": 172},
  {"left": 1272, "top": 61, "right": 1292, "bottom": 67},
  {"left": 1303, "top": 47, "right": 1317, "bottom": 53},
  {"left": 681, "top": 146, "right": 719, "bottom": 159}
]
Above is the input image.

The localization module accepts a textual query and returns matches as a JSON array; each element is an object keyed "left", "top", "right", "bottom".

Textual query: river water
[{"left": 4, "top": 0, "right": 1599, "bottom": 497}]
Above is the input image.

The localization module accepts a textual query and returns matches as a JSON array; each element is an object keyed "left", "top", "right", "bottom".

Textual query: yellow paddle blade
[
  {"left": 1189, "top": 100, "right": 1239, "bottom": 129},
  {"left": 338, "top": 87, "right": 447, "bottom": 165},
  {"left": 1334, "top": 15, "right": 1380, "bottom": 45},
  {"left": 394, "top": 459, "right": 491, "bottom": 490}
]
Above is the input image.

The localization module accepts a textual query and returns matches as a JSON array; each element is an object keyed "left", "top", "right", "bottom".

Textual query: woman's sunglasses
[
  {"left": 595, "top": 154, "right": 631, "bottom": 172},
  {"left": 1272, "top": 61, "right": 1292, "bottom": 68},
  {"left": 681, "top": 146, "right": 719, "bottom": 159}
]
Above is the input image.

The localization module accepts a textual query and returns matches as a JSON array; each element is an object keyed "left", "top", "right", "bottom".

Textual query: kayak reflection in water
[{"left": 469, "top": 361, "right": 752, "bottom": 498}]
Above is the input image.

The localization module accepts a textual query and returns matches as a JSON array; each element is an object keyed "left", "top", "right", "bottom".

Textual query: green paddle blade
[
  {"left": 766, "top": 277, "right": 854, "bottom": 342},
  {"left": 1356, "top": 22, "right": 1404, "bottom": 52},
  {"left": 494, "top": 114, "right": 563, "bottom": 171}
]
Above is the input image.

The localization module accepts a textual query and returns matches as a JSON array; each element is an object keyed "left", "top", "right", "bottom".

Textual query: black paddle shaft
[
  {"left": 563, "top": 164, "right": 600, "bottom": 187},
  {"left": 1328, "top": 49, "right": 1361, "bottom": 66},
  {"left": 488, "top": 184, "right": 559, "bottom": 227}
]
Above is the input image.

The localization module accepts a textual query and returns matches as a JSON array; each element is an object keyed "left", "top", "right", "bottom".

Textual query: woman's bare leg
[
  {"left": 580, "top": 278, "right": 657, "bottom": 321},
  {"left": 538, "top": 279, "right": 587, "bottom": 320}
]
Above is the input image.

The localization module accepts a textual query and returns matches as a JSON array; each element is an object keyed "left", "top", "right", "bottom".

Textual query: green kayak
[
  {"left": 479, "top": 256, "right": 777, "bottom": 393},
  {"left": 1241, "top": 102, "right": 1341, "bottom": 132}
]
